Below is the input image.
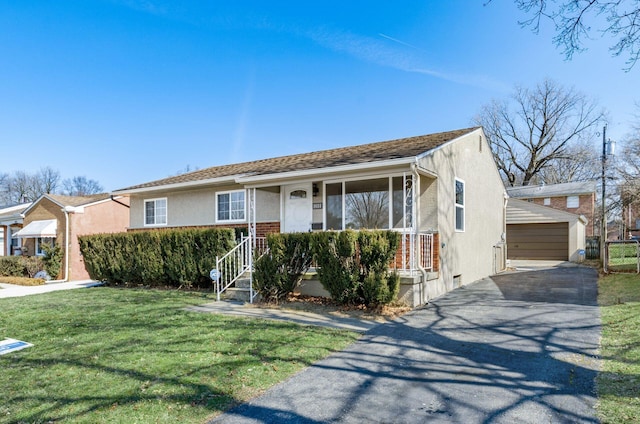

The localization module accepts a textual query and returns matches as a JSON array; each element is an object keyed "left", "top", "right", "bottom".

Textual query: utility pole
[{"left": 601, "top": 125, "right": 616, "bottom": 261}]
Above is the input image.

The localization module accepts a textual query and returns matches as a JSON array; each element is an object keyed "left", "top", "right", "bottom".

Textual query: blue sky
[{"left": 0, "top": 0, "right": 637, "bottom": 191}]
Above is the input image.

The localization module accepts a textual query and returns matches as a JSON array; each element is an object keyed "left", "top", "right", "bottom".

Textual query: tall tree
[
  {"left": 495, "top": 0, "right": 640, "bottom": 70},
  {"left": 61, "top": 176, "right": 104, "bottom": 196},
  {"left": 617, "top": 106, "right": 640, "bottom": 203},
  {"left": 474, "top": 78, "right": 605, "bottom": 186}
]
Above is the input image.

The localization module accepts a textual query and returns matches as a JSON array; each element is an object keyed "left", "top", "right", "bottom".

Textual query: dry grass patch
[{"left": 0, "top": 276, "right": 45, "bottom": 286}]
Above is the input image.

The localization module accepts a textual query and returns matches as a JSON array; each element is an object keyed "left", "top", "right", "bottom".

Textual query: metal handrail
[{"left": 215, "top": 236, "right": 251, "bottom": 301}]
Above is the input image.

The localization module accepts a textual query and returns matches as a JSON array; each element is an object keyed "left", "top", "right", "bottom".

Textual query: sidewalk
[
  {"left": 187, "top": 301, "right": 382, "bottom": 332},
  {"left": 0, "top": 280, "right": 103, "bottom": 299}
]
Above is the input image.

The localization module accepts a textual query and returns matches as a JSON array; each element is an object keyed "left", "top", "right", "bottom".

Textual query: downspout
[
  {"left": 412, "top": 160, "right": 429, "bottom": 304},
  {"left": 47, "top": 207, "right": 70, "bottom": 283},
  {"left": 110, "top": 195, "right": 130, "bottom": 209}
]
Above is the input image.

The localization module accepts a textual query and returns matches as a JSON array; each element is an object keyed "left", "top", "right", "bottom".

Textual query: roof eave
[
  {"left": 111, "top": 176, "right": 243, "bottom": 195},
  {"left": 237, "top": 157, "right": 416, "bottom": 184}
]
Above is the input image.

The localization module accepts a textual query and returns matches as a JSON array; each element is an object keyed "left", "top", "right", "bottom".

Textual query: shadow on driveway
[{"left": 211, "top": 266, "right": 601, "bottom": 423}]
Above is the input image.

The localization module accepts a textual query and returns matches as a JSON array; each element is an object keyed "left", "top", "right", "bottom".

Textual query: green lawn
[
  {"left": 0, "top": 288, "right": 359, "bottom": 423},
  {"left": 607, "top": 243, "right": 639, "bottom": 272},
  {"left": 597, "top": 273, "right": 640, "bottom": 423}
]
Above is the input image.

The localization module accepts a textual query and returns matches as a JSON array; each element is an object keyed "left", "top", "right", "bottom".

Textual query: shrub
[
  {"left": 253, "top": 233, "right": 313, "bottom": 303},
  {"left": 0, "top": 256, "right": 26, "bottom": 277},
  {"left": 0, "top": 256, "right": 44, "bottom": 278},
  {"left": 42, "top": 243, "right": 63, "bottom": 279},
  {"left": 311, "top": 230, "right": 400, "bottom": 306},
  {"left": 79, "top": 228, "right": 236, "bottom": 287}
]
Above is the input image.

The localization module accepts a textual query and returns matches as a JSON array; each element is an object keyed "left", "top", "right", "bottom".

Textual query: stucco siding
[
  {"left": 130, "top": 185, "right": 282, "bottom": 229},
  {"left": 418, "top": 129, "right": 506, "bottom": 300}
]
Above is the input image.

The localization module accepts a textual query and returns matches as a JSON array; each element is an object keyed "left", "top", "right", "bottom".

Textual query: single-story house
[
  {"left": 506, "top": 181, "right": 597, "bottom": 236},
  {"left": 0, "top": 203, "right": 32, "bottom": 256},
  {"left": 113, "top": 127, "right": 507, "bottom": 306},
  {"left": 506, "top": 198, "right": 587, "bottom": 262},
  {"left": 13, "top": 194, "right": 130, "bottom": 281}
]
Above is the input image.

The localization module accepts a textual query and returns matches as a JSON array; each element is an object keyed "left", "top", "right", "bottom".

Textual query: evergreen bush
[
  {"left": 0, "top": 256, "right": 26, "bottom": 277},
  {"left": 311, "top": 230, "right": 400, "bottom": 306},
  {"left": 79, "top": 228, "right": 235, "bottom": 287},
  {"left": 42, "top": 243, "right": 63, "bottom": 279},
  {"left": 253, "top": 233, "right": 313, "bottom": 303}
]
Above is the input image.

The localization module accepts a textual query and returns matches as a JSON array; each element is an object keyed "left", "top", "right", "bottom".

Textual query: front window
[
  {"left": 567, "top": 196, "right": 579, "bottom": 208},
  {"left": 455, "top": 178, "right": 465, "bottom": 232},
  {"left": 145, "top": 198, "right": 167, "bottom": 226},
  {"left": 217, "top": 190, "right": 246, "bottom": 222},
  {"left": 36, "top": 237, "right": 55, "bottom": 256},
  {"left": 324, "top": 175, "right": 412, "bottom": 230},
  {"left": 345, "top": 178, "right": 389, "bottom": 229}
]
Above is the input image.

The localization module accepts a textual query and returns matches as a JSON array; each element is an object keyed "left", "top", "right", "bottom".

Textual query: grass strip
[{"left": 597, "top": 273, "right": 640, "bottom": 423}]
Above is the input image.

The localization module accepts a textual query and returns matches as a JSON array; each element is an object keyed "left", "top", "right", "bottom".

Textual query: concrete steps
[{"left": 220, "top": 275, "right": 260, "bottom": 302}]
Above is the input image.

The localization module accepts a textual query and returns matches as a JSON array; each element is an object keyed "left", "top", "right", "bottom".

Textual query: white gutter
[
  {"left": 237, "top": 157, "right": 415, "bottom": 184},
  {"left": 47, "top": 206, "right": 73, "bottom": 283},
  {"left": 112, "top": 175, "right": 240, "bottom": 195}
]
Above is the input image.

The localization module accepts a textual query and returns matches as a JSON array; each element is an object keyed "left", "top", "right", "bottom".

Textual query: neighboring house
[
  {"left": 506, "top": 199, "right": 587, "bottom": 262},
  {"left": 13, "top": 194, "right": 130, "bottom": 281},
  {"left": 0, "top": 203, "right": 32, "bottom": 256},
  {"left": 113, "top": 127, "right": 507, "bottom": 306},
  {"left": 506, "top": 181, "right": 597, "bottom": 237}
]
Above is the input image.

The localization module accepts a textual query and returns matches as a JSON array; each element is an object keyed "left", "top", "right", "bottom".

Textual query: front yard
[
  {"left": 597, "top": 272, "right": 640, "bottom": 423},
  {"left": 0, "top": 288, "right": 358, "bottom": 423}
]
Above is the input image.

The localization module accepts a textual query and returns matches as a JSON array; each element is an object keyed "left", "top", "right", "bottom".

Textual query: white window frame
[
  {"left": 544, "top": 197, "right": 551, "bottom": 206},
  {"left": 322, "top": 174, "right": 413, "bottom": 231},
  {"left": 144, "top": 197, "right": 167, "bottom": 226},
  {"left": 216, "top": 189, "right": 246, "bottom": 223},
  {"left": 455, "top": 178, "right": 465, "bottom": 232},
  {"left": 35, "top": 237, "right": 55, "bottom": 256},
  {"left": 566, "top": 195, "right": 579, "bottom": 208}
]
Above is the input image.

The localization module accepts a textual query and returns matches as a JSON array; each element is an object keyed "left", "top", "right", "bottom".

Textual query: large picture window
[
  {"left": 324, "top": 176, "right": 412, "bottom": 230},
  {"left": 455, "top": 178, "right": 465, "bottom": 232},
  {"left": 144, "top": 198, "right": 167, "bottom": 226},
  {"left": 217, "top": 190, "right": 246, "bottom": 222}
]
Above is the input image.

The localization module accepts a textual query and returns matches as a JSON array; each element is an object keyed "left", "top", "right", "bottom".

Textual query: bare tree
[
  {"left": 32, "top": 167, "right": 61, "bottom": 197},
  {"left": 617, "top": 107, "right": 640, "bottom": 201},
  {"left": 490, "top": 0, "right": 640, "bottom": 70},
  {"left": 474, "top": 78, "right": 605, "bottom": 186},
  {"left": 537, "top": 140, "right": 601, "bottom": 183},
  {"left": 62, "top": 176, "right": 104, "bottom": 196},
  {"left": 346, "top": 191, "right": 389, "bottom": 229},
  {"left": 0, "top": 168, "right": 103, "bottom": 204}
]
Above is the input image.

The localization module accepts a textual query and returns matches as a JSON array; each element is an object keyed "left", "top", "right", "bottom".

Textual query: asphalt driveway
[{"left": 212, "top": 265, "right": 601, "bottom": 423}]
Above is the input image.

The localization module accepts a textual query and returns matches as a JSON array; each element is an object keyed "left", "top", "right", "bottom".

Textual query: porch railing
[{"left": 395, "top": 232, "right": 435, "bottom": 274}]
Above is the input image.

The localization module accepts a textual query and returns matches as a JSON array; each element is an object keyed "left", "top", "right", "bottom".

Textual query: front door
[{"left": 283, "top": 184, "right": 312, "bottom": 233}]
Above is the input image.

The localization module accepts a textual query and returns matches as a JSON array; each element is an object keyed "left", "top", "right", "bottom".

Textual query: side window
[
  {"left": 566, "top": 196, "right": 579, "bottom": 208},
  {"left": 144, "top": 198, "right": 167, "bottom": 226},
  {"left": 217, "top": 190, "right": 246, "bottom": 222},
  {"left": 455, "top": 178, "right": 465, "bottom": 232}
]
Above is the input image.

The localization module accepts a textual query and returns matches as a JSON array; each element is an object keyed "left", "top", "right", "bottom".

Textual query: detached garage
[{"left": 507, "top": 199, "right": 587, "bottom": 262}]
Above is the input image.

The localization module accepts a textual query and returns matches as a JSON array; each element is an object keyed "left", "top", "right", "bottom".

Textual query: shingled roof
[{"left": 116, "top": 127, "right": 479, "bottom": 192}]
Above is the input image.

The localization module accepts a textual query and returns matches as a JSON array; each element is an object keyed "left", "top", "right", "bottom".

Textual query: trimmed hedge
[
  {"left": 253, "top": 233, "right": 313, "bottom": 303},
  {"left": 78, "top": 228, "right": 236, "bottom": 287},
  {"left": 311, "top": 230, "right": 400, "bottom": 306}
]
